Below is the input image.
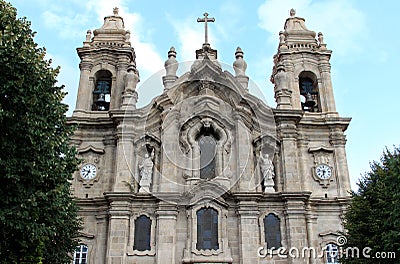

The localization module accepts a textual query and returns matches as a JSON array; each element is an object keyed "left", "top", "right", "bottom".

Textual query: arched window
[
  {"left": 73, "top": 244, "right": 88, "bottom": 264},
  {"left": 299, "top": 72, "right": 319, "bottom": 112},
  {"left": 92, "top": 70, "right": 112, "bottom": 111},
  {"left": 326, "top": 243, "right": 339, "bottom": 264},
  {"left": 264, "top": 213, "right": 282, "bottom": 249},
  {"left": 199, "top": 135, "right": 217, "bottom": 179},
  {"left": 133, "top": 215, "right": 152, "bottom": 251},
  {"left": 196, "top": 208, "right": 218, "bottom": 250}
]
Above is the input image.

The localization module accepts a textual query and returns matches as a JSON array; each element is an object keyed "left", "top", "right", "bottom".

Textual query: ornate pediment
[{"left": 77, "top": 144, "right": 105, "bottom": 154}]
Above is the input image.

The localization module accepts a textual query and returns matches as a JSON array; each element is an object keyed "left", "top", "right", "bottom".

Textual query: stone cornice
[{"left": 299, "top": 115, "right": 351, "bottom": 131}]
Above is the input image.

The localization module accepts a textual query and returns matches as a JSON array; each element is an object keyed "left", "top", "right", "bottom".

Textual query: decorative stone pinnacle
[
  {"left": 318, "top": 32, "right": 324, "bottom": 44},
  {"left": 168, "top": 46, "right": 177, "bottom": 58},
  {"left": 113, "top": 7, "right": 119, "bottom": 15},
  {"left": 290, "top": 8, "right": 296, "bottom": 17},
  {"left": 235, "top": 47, "right": 244, "bottom": 58},
  {"left": 233, "top": 46, "right": 248, "bottom": 85},
  {"left": 164, "top": 46, "right": 178, "bottom": 78}
]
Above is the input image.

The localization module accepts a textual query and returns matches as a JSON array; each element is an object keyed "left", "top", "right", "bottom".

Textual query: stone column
[
  {"left": 305, "top": 204, "right": 318, "bottom": 264},
  {"left": 105, "top": 196, "right": 131, "bottom": 264},
  {"left": 319, "top": 58, "right": 337, "bottom": 114},
  {"left": 297, "top": 135, "right": 310, "bottom": 192},
  {"left": 237, "top": 201, "right": 260, "bottom": 264},
  {"left": 282, "top": 193, "right": 310, "bottom": 264},
  {"left": 285, "top": 62, "right": 302, "bottom": 110},
  {"left": 75, "top": 59, "right": 93, "bottom": 112},
  {"left": 159, "top": 109, "right": 180, "bottom": 192},
  {"left": 111, "top": 61, "right": 128, "bottom": 110},
  {"left": 278, "top": 120, "right": 301, "bottom": 192},
  {"left": 234, "top": 113, "right": 254, "bottom": 192},
  {"left": 96, "top": 212, "right": 108, "bottom": 263},
  {"left": 103, "top": 136, "right": 116, "bottom": 192},
  {"left": 216, "top": 144, "right": 223, "bottom": 177},
  {"left": 156, "top": 203, "right": 178, "bottom": 264},
  {"left": 330, "top": 128, "right": 351, "bottom": 196},
  {"left": 113, "top": 122, "right": 134, "bottom": 192}
]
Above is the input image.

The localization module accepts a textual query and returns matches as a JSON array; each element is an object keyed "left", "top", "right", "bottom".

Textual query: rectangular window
[
  {"left": 197, "top": 208, "right": 218, "bottom": 250},
  {"left": 264, "top": 213, "right": 282, "bottom": 249},
  {"left": 73, "top": 244, "right": 88, "bottom": 264},
  {"left": 133, "top": 215, "right": 152, "bottom": 251}
]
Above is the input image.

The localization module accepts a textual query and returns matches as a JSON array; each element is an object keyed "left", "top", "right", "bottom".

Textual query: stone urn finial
[
  {"left": 165, "top": 46, "right": 178, "bottom": 76},
  {"left": 233, "top": 47, "right": 247, "bottom": 77}
]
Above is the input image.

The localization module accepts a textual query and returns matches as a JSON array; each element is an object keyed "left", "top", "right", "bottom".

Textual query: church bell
[
  {"left": 304, "top": 93, "right": 316, "bottom": 108},
  {"left": 95, "top": 93, "right": 106, "bottom": 109}
]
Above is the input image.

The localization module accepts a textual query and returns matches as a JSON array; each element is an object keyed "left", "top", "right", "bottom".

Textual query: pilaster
[
  {"left": 282, "top": 192, "right": 311, "bottom": 264},
  {"left": 75, "top": 59, "right": 93, "bottom": 112},
  {"left": 105, "top": 193, "right": 132, "bottom": 264},
  {"left": 237, "top": 200, "right": 260, "bottom": 264},
  {"left": 155, "top": 203, "right": 179, "bottom": 264},
  {"left": 113, "top": 122, "right": 135, "bottom": 192},
  {"left": 330, "top": 127, "right": 351, "bottom": 196}
]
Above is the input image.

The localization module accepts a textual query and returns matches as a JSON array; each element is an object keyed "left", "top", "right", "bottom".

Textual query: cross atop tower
[{"left": 197, "top": 12, "right": 215, "bottom": 46}]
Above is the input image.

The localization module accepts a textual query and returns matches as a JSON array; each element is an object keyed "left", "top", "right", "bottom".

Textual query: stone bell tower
[
  {"left": 271, "top": 9, "right": 336, "bottom": 115},
  {"left": 73, "top": 7, "right": 139, "bottom": 116}
]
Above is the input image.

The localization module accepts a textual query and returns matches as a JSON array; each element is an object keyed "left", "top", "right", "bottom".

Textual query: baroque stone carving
[
  {"left": 139, "top": 149, "right": 154, "bottom": 193},
  {"left": 260, "top": 152, "right": 275, "bottom": 192}
]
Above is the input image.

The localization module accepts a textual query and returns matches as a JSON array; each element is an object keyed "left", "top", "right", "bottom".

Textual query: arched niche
[
  {"left": 92, "top": 69, "right": 113, "bottom": 111},
  {"left": 298, "top": 71, "right": 320, "bottom": 112}
]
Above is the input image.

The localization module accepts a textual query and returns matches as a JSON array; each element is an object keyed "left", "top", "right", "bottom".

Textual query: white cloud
[
  {"left": 85, "top": 0, "right": 164, "bottom": 79},
  {"left": 41, "top": 10, "right": 89, "bottom": 39},
  {"left": 257, "top": 0, "right": 367, "bottom": 56}
]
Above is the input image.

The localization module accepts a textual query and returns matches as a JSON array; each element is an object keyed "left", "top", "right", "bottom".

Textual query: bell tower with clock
[{"left": 271, "top": 8, "right": 351, "bottom": 195}]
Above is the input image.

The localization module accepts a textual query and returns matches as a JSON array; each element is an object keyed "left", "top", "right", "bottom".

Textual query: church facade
[{"left": 69, "top": 8, "right": 351, "bottom": 264}]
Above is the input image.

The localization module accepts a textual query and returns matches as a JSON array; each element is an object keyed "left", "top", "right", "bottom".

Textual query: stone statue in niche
[
  {"left": 260, "top": 152, "right": 275, "bottom": 192},
  {"left": 139, "top": 149, "right": 154, "bottom": 193}
]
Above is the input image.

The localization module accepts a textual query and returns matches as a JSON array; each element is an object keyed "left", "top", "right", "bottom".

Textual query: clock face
[
  {"left": 80, "top": 163, "right": 97, "bottom": 180},
  {"left": 315, "top": 164, "right": 332, "bottom": 179}
]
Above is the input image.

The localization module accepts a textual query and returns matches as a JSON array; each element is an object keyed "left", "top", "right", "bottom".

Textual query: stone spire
[
  {"left": 90, "top": 7, "right": 129, "bottom": 46},
  {"left": 162, "top": 47, "right": 179, "bottom": 90},
  {"left": 233, "top": 47, "right": 249, "bottom": 90},
  {"left": 278, "top": 8, "right": 319, "bottom": 51}
]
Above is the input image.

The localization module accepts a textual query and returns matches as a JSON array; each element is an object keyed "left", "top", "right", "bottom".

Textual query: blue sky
[{"left": 8, "top": 0, "right": 399, "bottom": 190}]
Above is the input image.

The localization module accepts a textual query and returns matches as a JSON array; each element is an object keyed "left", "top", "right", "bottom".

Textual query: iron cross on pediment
[{"left": 197, "top": 12, "right": 215, "bottom": 45}]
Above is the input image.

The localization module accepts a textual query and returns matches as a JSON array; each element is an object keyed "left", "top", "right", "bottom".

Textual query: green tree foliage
[
  {"left": 0, "top": 1, "right": 81, "bottom": 263},
  {"left": 342, "top": 147, "right": 400, "bottom": 263}
]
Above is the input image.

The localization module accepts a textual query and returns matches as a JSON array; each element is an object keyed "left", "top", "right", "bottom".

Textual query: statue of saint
[
  {"left": 139, "top": 149, "right": 154, "bottom": 193},
  {"left": 260, "top": 153, "right": 275, "bottom": 185}
]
